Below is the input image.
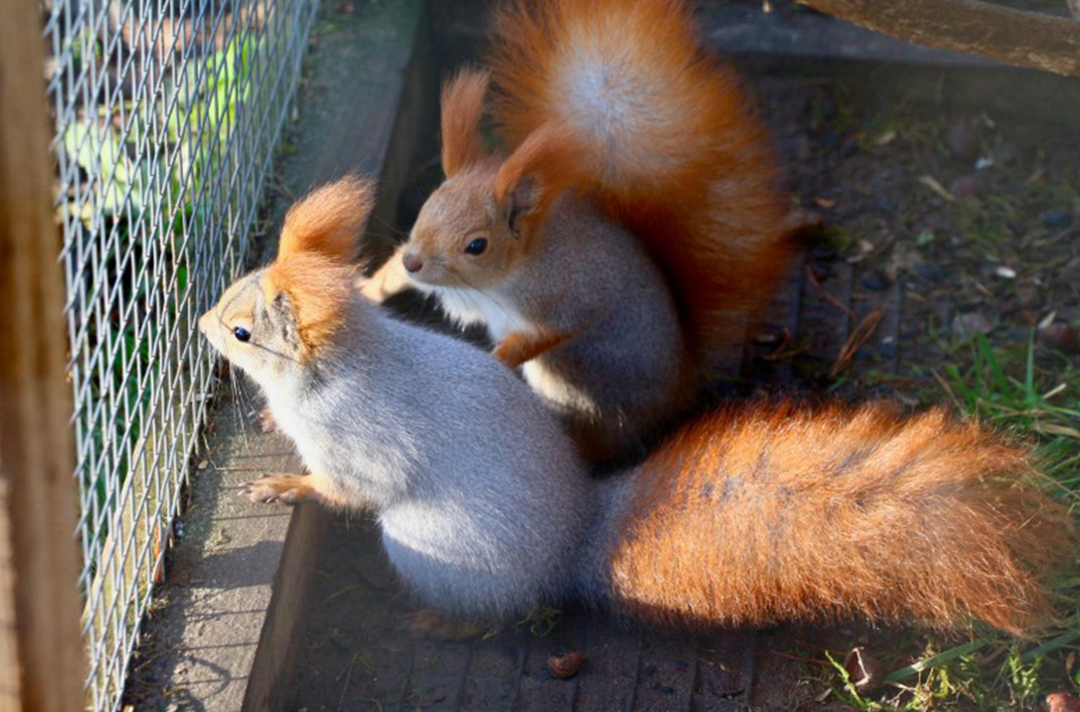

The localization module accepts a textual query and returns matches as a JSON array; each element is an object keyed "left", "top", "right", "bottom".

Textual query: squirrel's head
[
  {"left": 401, "top": 69, "right": 583, "bottom": 292},
  {"left": 199, "top": 176, "right": 374, "bottom": 388}
]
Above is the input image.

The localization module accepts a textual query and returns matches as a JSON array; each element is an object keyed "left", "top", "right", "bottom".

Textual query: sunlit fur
[
  {"left": 488, "top": 0, "right": 797, "bottom": 365},
  {"left": 405, "top": 158, "right": 532, "bottom": 291},
  {"left": 199, "top": 185, "right": 1072, "bottom": 635},
  {"left": 441, "top": 69, "right": 492, "bottom": 178},
  {"left": 277, "top": 175, "right": 374, "bottom": 262},
  {"left": 264, "top": 254, "right": 357, "bottom": 358},
  {"left": 591, "top": 401, "right": 1075, "bottom": 636}
]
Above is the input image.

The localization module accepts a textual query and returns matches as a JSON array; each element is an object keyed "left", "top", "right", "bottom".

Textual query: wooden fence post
[{"left": 0, "top": 0, "right": 89, "bottom": 709}]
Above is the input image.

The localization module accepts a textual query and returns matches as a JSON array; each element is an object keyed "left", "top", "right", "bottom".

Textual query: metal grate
[{"left": 44, "top": 0, "right": 318, "bottom": 709}]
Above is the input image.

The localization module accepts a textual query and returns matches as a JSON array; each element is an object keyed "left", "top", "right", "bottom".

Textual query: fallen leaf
[
  {"left": 815, "top": 197, "right": 837, "bottom": 209},
  {"left": 843, "top": 647, "right": 884, "bottom": 693}
]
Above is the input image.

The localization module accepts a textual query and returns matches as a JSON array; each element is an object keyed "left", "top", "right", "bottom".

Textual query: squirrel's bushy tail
[
  {"left": 601, "top": 401, "right": 1074, "bottom": 635},
  {"left": 488, "top": 0, "right": 796, "bottom": 361}
]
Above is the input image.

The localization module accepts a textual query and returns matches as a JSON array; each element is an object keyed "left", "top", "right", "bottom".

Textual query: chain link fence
[{"left": 43, "top": 0, "right": 318, "bottom": 708}]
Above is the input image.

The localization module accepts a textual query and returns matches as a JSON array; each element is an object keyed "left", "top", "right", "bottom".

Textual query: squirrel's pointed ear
[
  {"left": 278, "top": 175, "right": 375, "bottom": 262},
  {"left": 264, "top": 254, "right": 356, "bottom": 359},
  {"left": 441, "top": 68, "right": 490, "bottom": 177},
  {"left": 495, "top": 122, "right": 582, "bottom": 239},
  {"left": 505, "top": 175, "right": 538, "bottom": 238}
]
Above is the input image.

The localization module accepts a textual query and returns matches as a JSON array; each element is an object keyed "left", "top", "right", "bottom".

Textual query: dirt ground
[{"left": 287, "top": 61, "right": 1080, "bottom": 712}]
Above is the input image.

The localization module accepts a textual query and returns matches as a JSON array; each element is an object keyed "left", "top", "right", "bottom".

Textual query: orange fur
[
  {"left": 245, "top": 472, "right": 353, "bottom": 509},
  {"left": 264, "top": 254, "right": 356, "bottom": 357},
  {"left": 487, "top": 0, "right": 797, "bottom": 367},
  {"left": 441, "top": 69, "right": 492, "bottom": 177},
  {"left": 493, "top": 121, "right": 587, "bottom": 242},
  {"left": 492, "top": 327, "right": 574, "bottom": 370},
  {"left": 277, "top": 175, "right": 375, "bottom": 262},
  {"left": 608, "top": 401, "right": 1075, "bottom": 635}
]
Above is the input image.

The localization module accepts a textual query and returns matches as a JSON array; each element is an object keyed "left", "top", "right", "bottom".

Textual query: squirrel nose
[{"left": 402, "top": 251, "right": 423, "bottom": 273}]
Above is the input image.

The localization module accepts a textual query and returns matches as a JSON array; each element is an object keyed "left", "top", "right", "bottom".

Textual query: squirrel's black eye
[
  {"left": 464, "top": 237, "right": 488, "bottom": 256},
  {"left": 233, "top": 326, "right": 251, "bottom": 342}
]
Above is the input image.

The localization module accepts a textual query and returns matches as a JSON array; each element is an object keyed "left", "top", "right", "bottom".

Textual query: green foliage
[{"left": 814, "top": 336, "right": 1079, "bottom": 710}]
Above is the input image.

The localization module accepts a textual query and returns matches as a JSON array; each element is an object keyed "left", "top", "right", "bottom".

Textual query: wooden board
[{"left": 0, "top": 0, "right": 88, "bottom": 709}]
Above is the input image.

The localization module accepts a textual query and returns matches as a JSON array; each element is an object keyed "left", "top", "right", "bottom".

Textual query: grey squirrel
[
  {"left": 363, "top": 0, "right": 799, "bottom": 463},
  {"left": 199, "top": 177, "right": 1072, "bottom": 635}
]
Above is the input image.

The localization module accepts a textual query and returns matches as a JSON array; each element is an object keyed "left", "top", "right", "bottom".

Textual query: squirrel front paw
[
  {"left": 256, "top": 407, "right": 279, "bottom": 433},
  {"left": 244, "top": 474, "right": 315, "bottom": 505}
]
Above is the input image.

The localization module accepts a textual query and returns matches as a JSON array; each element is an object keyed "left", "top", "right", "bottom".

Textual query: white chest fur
[{"left": 430, "top": 285, "right": 532, "bottom": 342}]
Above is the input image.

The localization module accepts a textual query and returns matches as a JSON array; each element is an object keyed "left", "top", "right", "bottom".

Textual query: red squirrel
[
  {"left": 365, "top": 0, "right": 797, "bottom": 464},
  {"left": 201, "top": 178, "right": 1072, "bottom": 635}
]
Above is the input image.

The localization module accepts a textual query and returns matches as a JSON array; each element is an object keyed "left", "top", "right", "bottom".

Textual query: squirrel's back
[
  {"left": 586, "top": 400, "right": 1073, "bottom": 635},
  {"left": 488, "top": 0, "right": 797, "bottom": 366}
]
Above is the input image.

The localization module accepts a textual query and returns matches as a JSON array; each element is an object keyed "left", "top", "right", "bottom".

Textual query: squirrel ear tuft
[
  {"left": 278, "top": 175, "right": 375, "bottom": 263},
  {"left": 494, "top": 122, "right": 582, "bottom": 240},
  {"left": 441, "top": 69, "right": 491, "bottom": 177},
  {"left": 264, "top": 254, "right": 357, "bottom": 358}
]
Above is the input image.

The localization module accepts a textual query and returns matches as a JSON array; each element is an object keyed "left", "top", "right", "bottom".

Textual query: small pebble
[
  {"left": 913, "top": 263, "right": 943, "bottom": 281},
  {"left": 548, "top": 651, "right": 585, "bottom": 680},
  {"left": 946, "top": 117, "right": 979, "bottom": 160},
  {"left": 861, "top": 269, "right": 892, "bottom": 292},
  {"left": 948, "top": 174, "right": 986, "bottom": 199},
  {"left": 752, "top": 330, "right": 782, "bottom": 346},
  {"left": 952, "top": 311, "right": 994, "bottom": 339},
  {"left": 1038, "top": 322, "right": 1080, "bottom": 354},
  {"left": 1059, "top": 257, "right": 1080, "bottom": 284},
  {"left": 995, "top": 266, "right": 1016, "bottom": 279},
  {"left": 1043, "top": 209, "right": 1074, "bottom": 230},
  {"left": 1014, "top": 284, "right": 1042, "bottom": 310}
]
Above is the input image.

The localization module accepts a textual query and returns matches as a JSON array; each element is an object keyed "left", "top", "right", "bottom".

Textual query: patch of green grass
[
  {"left": 956, "top": 195, "right": 1017, "bottom": 246},
  {"left": 817, "top": 335, "right": 1079, "bottom": 711},
  {"left": 516, "top": 605, "right": 562, "bottom": 638}
]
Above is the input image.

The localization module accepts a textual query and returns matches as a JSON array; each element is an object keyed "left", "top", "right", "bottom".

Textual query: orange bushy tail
[
  {"left": 487, "top": 0, "right": 797, "bottom": 365},
  {"left": 599, "top": 401, "right": 1074, "bottom": 635}
]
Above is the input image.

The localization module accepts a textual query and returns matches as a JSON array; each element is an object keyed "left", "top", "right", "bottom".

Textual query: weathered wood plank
[{"left": 0, "top": 0, "right": 88, "bottom": 709}]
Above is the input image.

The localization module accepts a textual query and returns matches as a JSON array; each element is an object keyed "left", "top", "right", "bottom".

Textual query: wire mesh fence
[{"left": 43, "top": 0, "right": 318, "bottom": 708}]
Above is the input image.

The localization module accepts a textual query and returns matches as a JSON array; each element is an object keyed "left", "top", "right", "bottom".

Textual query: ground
[{"left": 289, "top": 59, "right": 1080, "bottom": 712}]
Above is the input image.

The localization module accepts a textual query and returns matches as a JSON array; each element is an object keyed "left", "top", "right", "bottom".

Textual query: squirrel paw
[
  {"left": 256, "top": 407, "right": 279, "bottom": 433},
  {"left": 244, "top": 474, "right": 314, "bottom": 505}
]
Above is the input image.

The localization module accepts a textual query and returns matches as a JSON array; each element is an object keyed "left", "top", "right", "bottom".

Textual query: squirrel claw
[
  {"left": 257, "top": 408, "right": 279, "bottom": 433},
  {"left": 244, "top": 474, "right": 310, "bottom": 505}
]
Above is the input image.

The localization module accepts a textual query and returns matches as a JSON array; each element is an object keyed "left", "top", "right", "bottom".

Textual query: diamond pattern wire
[{"left": 43, "top": 0, "right": 318, "bottom": 709}]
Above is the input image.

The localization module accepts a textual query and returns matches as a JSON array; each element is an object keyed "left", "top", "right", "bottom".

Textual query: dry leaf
[
  {"left": 843, "top": 647, "right": 884, "bottom": 692},
  {"left": 919, "top": 175, "right": 957, "bottom": 202}
]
